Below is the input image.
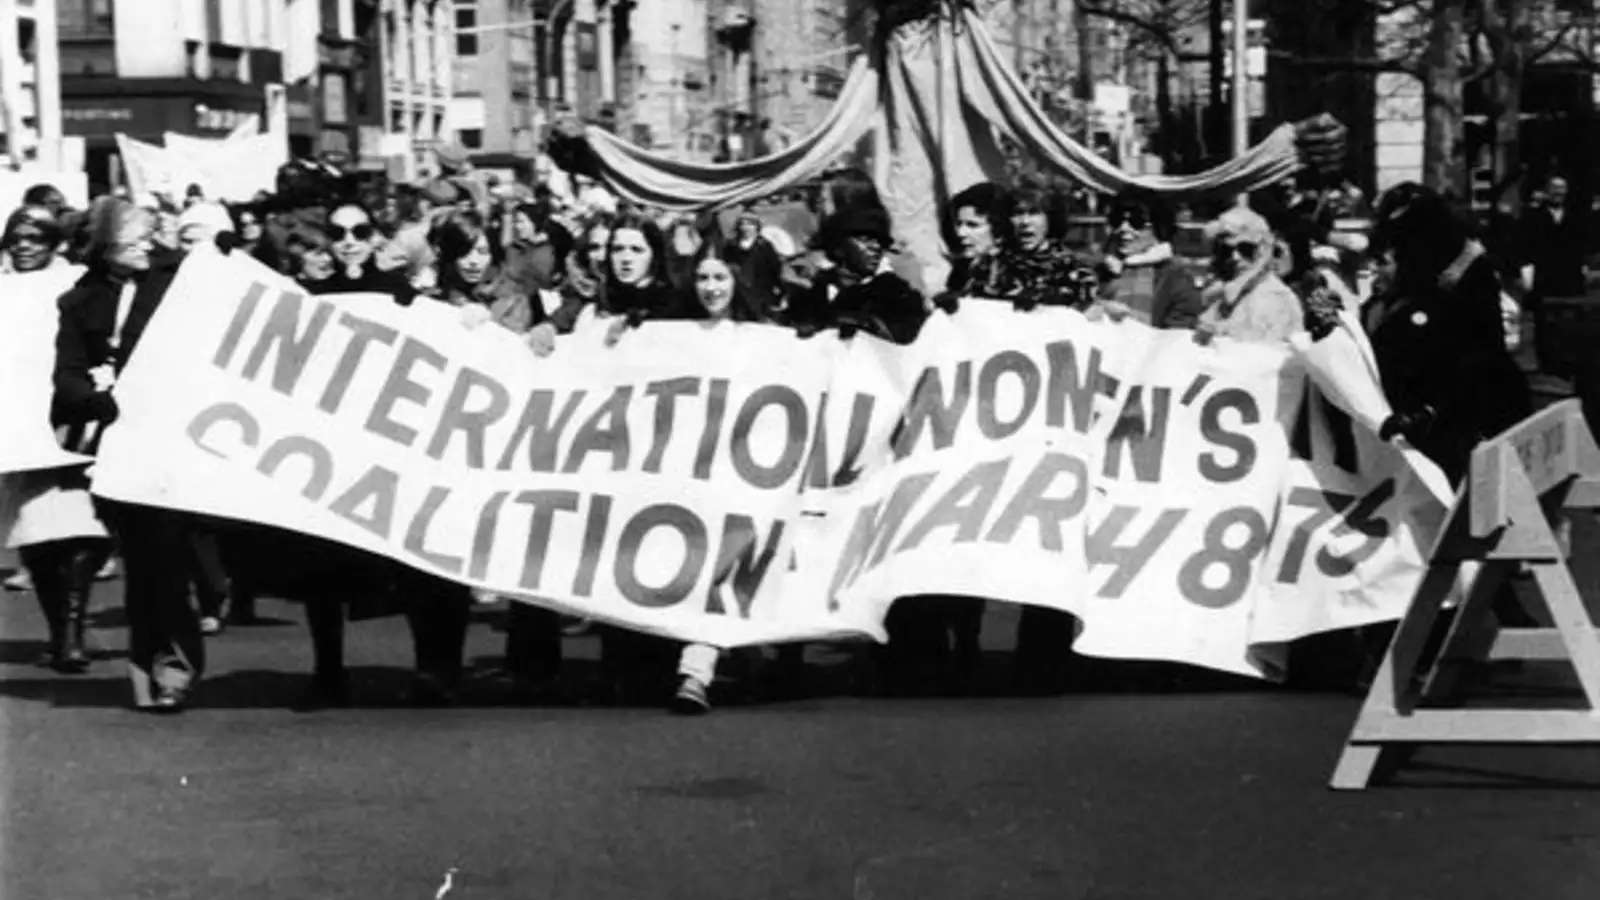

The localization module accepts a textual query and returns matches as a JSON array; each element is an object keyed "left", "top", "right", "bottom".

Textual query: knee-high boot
[
  {"left": 58, "top": 540, "right": 110, "bottom": 673},
  {"left": 20, "top": 544, "right": 68, "bottom": 670}
]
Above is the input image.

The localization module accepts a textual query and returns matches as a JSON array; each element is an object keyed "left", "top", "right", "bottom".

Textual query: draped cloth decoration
[{"left": 577, "top": 4, "right": 1315, "bottom": 289}]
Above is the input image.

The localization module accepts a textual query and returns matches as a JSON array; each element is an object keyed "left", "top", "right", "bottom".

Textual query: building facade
[
  {"left": 378, "top": 0, "right": 454, "bottom": 178},
  {"left": 0, "top": 0, "right": 63, "bottom": 170},
  {"left": 449, "top": 0, "right": 539, "bottom": 160},
  {"left": 57, "top": 0, "right": 291, "bottom": 191}
]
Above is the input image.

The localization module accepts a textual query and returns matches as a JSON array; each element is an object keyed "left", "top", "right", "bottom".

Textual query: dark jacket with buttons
[
  {"left": 51, "top": 262, "right": 180, "bottom": 452},
  {"left": 1364, "top": 253, "right": 1531, "bottom": 481}
]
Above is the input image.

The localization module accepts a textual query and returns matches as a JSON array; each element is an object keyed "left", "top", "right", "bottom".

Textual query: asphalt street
[{"left": 3, "top": 519, "right": 1599, "bottom": 900}]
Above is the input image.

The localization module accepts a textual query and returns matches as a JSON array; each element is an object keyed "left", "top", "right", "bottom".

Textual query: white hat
[{"left": 177, "top": 202, "right": 234, "bottom": 238}]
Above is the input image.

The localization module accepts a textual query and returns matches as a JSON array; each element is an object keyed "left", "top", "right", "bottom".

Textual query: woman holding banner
[
  {"left": 1, "top": 205, "right": 112, "bottom": 674},
  {"left": 664, "top": 243, "right": 769, "bottom": 713},
  {"left": 52, "top": 197, "right": 196, "bottom": 710},
  {"left": 428, "top": 207, "right": 568, "bottom": 701},
  {"left": 240, "top": 201, "right": 475, "bottom": 708}
]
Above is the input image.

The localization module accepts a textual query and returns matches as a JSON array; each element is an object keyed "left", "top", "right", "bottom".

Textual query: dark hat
[{"left": 822, "top": 203, "right": 894, "bottom": 246}]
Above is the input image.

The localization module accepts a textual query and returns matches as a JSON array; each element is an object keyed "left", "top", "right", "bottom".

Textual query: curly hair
[{"left": 942, "top": 181, "right": 1013, "bottom": 253}]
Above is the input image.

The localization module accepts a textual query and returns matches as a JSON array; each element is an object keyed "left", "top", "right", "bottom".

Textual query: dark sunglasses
[
  {"left": 1110, "top": 211, "right": 1148, "bottom": 230},
  {"left": 1216, "top": 241, "right": 1260, "bottom": 261},
  {"left": 10, "top": 229, "right": 51, "bottom": 245},
  {"left": 328, "top": 223, "right": 375, "bottom": 242}
]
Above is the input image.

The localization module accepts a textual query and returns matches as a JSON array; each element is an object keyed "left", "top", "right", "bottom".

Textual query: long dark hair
[
  {"left": 430, "top": 209, "right": 503, "bottom": 295},
  {"left": 603, "top": 211, "right": 669, "bottom": 290},
  {"left": 685, "top": 240, "right": 762, "bottom": 322}
]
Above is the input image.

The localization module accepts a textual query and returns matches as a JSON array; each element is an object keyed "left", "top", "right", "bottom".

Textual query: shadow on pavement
[{"left": 1394, "top": 759, "right": 1600, "bottom": 791}]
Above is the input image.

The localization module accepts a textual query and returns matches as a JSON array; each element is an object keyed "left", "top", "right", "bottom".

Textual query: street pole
[{"left": 1231, "top": 0, "right": 1249, "bottom": 157}]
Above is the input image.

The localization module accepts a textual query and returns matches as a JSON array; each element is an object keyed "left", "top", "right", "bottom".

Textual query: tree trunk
[
  {"left": 1422, "top": 0, "right": 1466, "bottom": 197},
  {"left": 1488, "top": 2, "right": 1528, "bottom": 213}
]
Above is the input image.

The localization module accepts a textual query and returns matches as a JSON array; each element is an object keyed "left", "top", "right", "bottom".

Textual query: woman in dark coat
[
  {"left": 51, "top": 196, "right": 195, "bottom": 710},
  {"left": 1366, "top": 183, "right": 1533, "bottom": 482},
  {"left": 785, "top": 203, "right": 927, "bottom": 345},
  {"left": 233, "top": 202, "right": 474, "bottom": 707},
  {"left": 526, "top": 209, "right": 683, "bottom": 702},
  {"left": 1366, "top": 183, "right": 1535, "bottom": 634},
  {"left": 941, "top": 181, "right": 1012, "bottom": 300}
]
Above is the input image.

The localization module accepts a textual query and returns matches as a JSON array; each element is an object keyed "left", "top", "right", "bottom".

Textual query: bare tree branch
[{"left": 1264, "top": 48, "right": 1422, "bottom": 77}]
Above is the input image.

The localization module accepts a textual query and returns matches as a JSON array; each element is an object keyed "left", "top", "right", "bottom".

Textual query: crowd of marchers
[{"left": 2, "top": 147, "right": 1594, "bottom": 716}]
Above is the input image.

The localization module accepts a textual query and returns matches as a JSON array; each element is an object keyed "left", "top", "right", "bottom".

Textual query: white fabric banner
[
  {"left": 83, "top": 253, "right": 1450, "bottom": 675},
  {"left": 117, "top": 132, "right": 285, "bottom": 203},
  {"left": 0, "top": 267, "right": 91, "bottom": 473}
]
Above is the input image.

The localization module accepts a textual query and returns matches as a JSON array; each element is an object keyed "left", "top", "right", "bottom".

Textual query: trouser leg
[
  {"left": 186, "top": 524, "right": 229, "bottom": 620},
  {"left": 1015, "top": 607, "right": 1074, "bottom": 693},
  {"left": 305, "top": 597, "right": 346, "bottom": 684},
  {"left": 403, "top": 572, "right": 471, "bottom": 687},
  {"left": 107, "top": 502, "right": 200, "bottom": 703},
  {"left": 676, "top": 643, "right": 720, "bottom": 684},
  {"left": 504, "top": 602, "right": 561, "bottom": 683}
]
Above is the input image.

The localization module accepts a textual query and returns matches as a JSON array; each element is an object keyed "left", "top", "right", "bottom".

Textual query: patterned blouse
[{"left": 995, "top": 240, "right": 1094, "bottom": 310}]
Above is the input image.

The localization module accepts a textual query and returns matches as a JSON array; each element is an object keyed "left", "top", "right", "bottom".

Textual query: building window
[
  {"left": 323, "top": 72, "right": 349, "bottom": 125},
  {"left": 60, "top": 0, "right": 115, "bottom": 38},
  {"left": 459, "top": 128, "right": 483, "bottom": 149},
  {"left": 456, "top": 6, "right": 478, "bottom": 56},
  {"left": 210, "top": 45, "right": 244, "bottom": 82}
]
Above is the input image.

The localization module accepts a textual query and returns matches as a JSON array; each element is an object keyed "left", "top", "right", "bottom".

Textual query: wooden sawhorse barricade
[{"left": 1330, "top": 398, "right": 1600, "bottom": 790}]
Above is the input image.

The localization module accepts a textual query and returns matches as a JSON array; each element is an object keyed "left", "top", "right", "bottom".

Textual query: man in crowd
[{"left": 1520, "top": 174, "right": 1590, "bottom": 375}]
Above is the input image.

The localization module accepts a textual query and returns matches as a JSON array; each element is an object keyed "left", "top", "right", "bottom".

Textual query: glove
[
  {"left": 459, "top": 304, "right": 493, "bottom": 330},
  {"left": 794, "top": 322, "right": 821, "bottom": 339},
  {"left": 1300, "top": 285, "right": 1342, "bottom": 341},
  {"left": 1379, "top": 406, "right": 1436, "bottom": 443},
  {"left": 214, "top": 231, "right": 240, "bottom": 255},
  {"left": 525, "top": 322, "right": 557, "bottom": 357},
  {"left": 837, "top": 322, "right": 859, "bottom": 340},
  {"left": 931, "top": 291, "right": 960, "bottom": 314},
  {"left": 1012, "top": 296, "right": 1039, "bottom": 313},
  {"left": 1293, "top": 113, "right": 1348, "bottom": 175}
]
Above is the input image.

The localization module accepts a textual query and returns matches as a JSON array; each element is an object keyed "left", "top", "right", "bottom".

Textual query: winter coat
[{"left": 1364, "top": 251, "right": 1532, "bottom": 481}]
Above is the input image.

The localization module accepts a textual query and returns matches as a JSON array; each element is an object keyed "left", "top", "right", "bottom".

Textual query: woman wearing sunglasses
[
  {"left": 1, "top": 205, "right": 110, "bottom": 676},
  {"left": 1096, "top": 195, "right": 1204, "bottom": 330},
  {"left": 1194, "top": 205, "right": 1304, "bottom": 345},
  {"left": 229, "top": 201, "right": 474, "bottom": 708}
]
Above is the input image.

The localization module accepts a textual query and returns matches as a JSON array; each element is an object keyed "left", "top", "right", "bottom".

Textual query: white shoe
[
  {"left": 95, "top": 558, "right": 119, "bottom": 581},
  {"left": 199, "top": 616, "right": 223, "bottom": 636},
  {"left": 669, "top": 675, "right": 711, "bottom": 715},
  {"left": 3, "top": 570, "right": 32, "bottom": 591}
]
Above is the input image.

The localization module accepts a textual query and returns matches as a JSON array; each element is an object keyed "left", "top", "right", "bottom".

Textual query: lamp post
[{"left": 1231, "top": 0, "right": 1249, "bottom": 156}]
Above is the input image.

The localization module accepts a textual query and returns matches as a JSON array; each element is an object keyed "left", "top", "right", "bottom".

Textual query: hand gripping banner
[{"left": 86, "top": 254, "right": 1451, "bottom": 676}]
